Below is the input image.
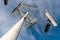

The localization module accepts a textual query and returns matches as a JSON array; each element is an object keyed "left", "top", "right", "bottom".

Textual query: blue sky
[{"left": 0, "top": 0, "right": 60, "bottom": 40}]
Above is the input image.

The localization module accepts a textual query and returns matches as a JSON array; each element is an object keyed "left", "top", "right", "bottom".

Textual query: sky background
[{"left": 0, "top": 0, "right": 60, "bottom": 40}]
